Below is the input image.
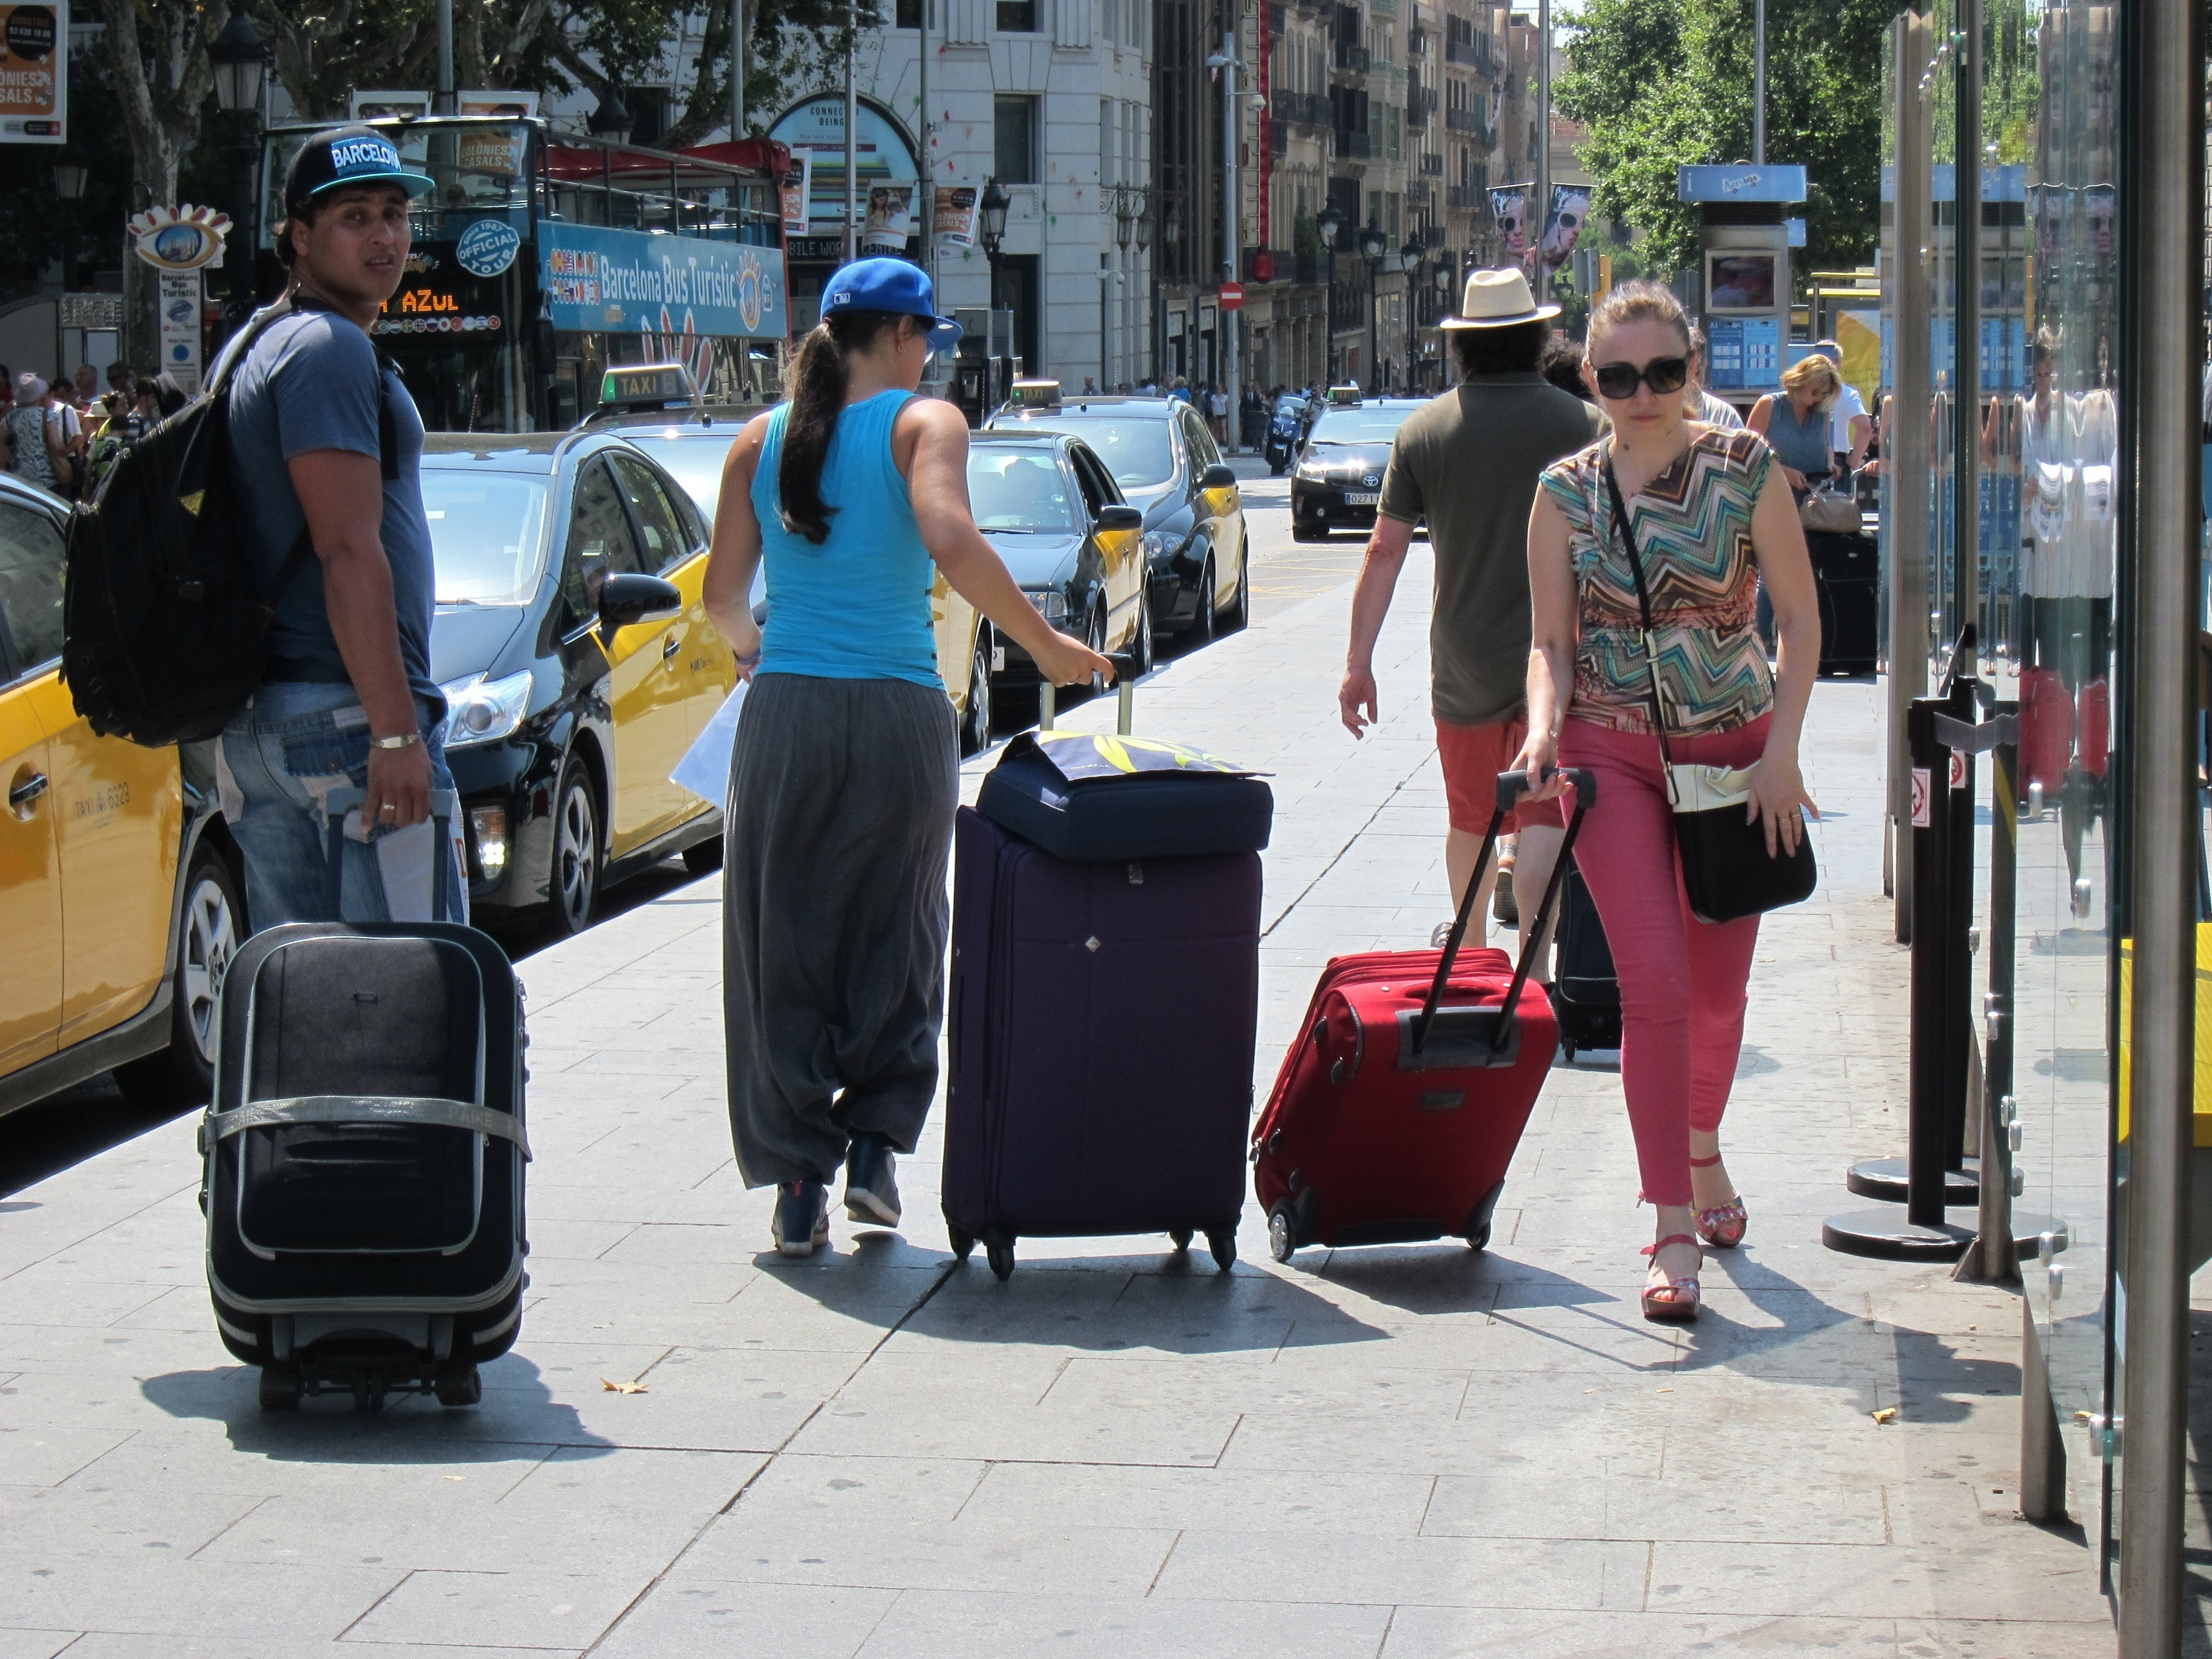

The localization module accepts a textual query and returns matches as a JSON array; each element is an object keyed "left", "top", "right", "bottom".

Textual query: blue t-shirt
[
  {"left": 748, "top": 390, "right": 940, "bottom": 689},
  {"left": 222, "top": 306, "right": 440, "bottom": 708}
]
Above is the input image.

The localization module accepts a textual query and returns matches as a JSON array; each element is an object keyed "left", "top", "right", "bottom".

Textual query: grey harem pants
[{"left": 722, "top": 672, "right": 959, "bottom": 1187}]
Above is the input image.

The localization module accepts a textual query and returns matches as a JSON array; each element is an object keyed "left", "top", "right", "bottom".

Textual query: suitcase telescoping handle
[
  {"left": 1041, "top": 652, "right": 1142, "bottom": 736},
  {"left": 1409, "top": 766, "right": 1597, "bottom": 1059},
  {"left": 322, "top": 786, "right": 461, "bottom": 923}
]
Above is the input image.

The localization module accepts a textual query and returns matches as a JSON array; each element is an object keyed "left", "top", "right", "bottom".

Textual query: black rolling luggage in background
[
  {"left": 1551, "top": 860, "right": 1621, "bottom": 1061},
  {"left": 1806, "top": 529, "right": 1879, "bottom": 675},
  {"left": 201, "top": 791, "right": 529, "bottom": 1409}
]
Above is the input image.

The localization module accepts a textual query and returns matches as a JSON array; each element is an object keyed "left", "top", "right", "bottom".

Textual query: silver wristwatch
[{"left": 372, "top": 732, "right": 421, "bottom": 751}]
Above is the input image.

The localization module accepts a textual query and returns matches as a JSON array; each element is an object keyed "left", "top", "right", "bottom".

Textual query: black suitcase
[
  {"left": 200, "top": 791, "right": 528, "bottom": 1409},
  {"left": 1552, "top": 860, "right": 1621, "bottom": 1060},
  {"left": 945, "top": 670, "right": 1268, "bottom": 1279},
  {"left": 1807, "top": 530, "right": 1879, "bottom": 675}
]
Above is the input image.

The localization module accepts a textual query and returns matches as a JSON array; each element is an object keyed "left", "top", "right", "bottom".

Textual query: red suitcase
[
  {"left": 1251, "top": 769, "right": 1592, "bottom": 1261},
  {"left": 2019, "top": 664, "right": 2074, "bottom": 797}
]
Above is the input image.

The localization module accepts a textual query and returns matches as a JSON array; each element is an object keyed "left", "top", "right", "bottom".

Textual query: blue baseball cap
[
  {"left": 822, "top": 257, "right": 962, "bottom": 350},
  {"left": 284, "top": 125, "right": 437, "bottom": 215}
]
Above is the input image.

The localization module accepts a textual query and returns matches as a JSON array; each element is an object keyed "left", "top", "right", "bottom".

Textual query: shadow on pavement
[{"left": 139, "top": 1355, "right": 617, "bottom": 1458}]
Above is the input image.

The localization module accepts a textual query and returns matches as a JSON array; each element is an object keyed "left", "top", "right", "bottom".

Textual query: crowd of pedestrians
[{"left": 1, "top": 357, "right": 186, "bottom": 500}]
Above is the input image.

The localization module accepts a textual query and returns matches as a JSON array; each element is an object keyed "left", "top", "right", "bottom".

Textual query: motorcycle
[{"left": 1264, "top": 399, "right": 1307, "bottom": 474}]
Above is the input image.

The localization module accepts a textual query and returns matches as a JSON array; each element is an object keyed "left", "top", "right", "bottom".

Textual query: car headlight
[
  {"left": 1139, "top": 529, "right": 1181, "bottom": 564},
  {"left": 438, "top": 668, "right": 535, "bottom": 748},
  {"left": 1295, "top": 461, "right": 1329, "bottom": 481},
  {"left": 1026, "top": 589, "right": 1067, "bottom": 622}
]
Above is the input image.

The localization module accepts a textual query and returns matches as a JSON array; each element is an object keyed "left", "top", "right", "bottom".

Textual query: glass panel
[
  {"left": 423, "top": 472, "right": 551, "bottom": 605},
  {"left": 0, "top": 498, "right": 65, "bottom": 675}
]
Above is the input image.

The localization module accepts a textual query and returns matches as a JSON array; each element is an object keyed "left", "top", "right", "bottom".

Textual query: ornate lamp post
[
  {"left": 1401, "top": 235, "right": 1424, "bottom": 389},
  {"left": 1316, "top": 201, "right": 1344, "bottom": 384},
  {"left": 1359, "top": 220, "right": 1386, "bottom": 389},
  {"left": 209, "top": 14, "right": 270, "bottom": 333},
  {"left": 589, "top": 91, "right": 634, "bottom": 146}
]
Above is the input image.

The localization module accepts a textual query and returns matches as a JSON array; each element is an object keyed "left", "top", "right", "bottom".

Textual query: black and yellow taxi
[
  {"left": 986, "top": 381, "right": 1251, "bottom": 643},
  {"left": 1, "top": 473, "right": 244, "bottom": 1114},
  {"left": 1289, "top": 389, "right": 1427, "bottom": 541}
]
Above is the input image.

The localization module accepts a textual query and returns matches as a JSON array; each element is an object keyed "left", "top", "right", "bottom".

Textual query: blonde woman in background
[{"left": 1748, "top": 354, "right": 1842, "bottom": 498}]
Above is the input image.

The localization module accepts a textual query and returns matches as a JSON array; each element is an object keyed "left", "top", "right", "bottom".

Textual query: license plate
[{"left": 1343, "top": 492, "right": 1379, "bottom": 506}]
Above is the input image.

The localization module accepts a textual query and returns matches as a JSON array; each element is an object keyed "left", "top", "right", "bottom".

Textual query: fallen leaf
[
  {"left": 1872, "top": 1407, "right": 1898, "bottom": 1424},
  {"left": 1656, "top": 1387, "right": 1673, "bottom": 1393},
  {"left": 601, "top": 1378, "right": 648, "bottom": 1395},
  {"left": 443, "top": 1475, "right": 466, "bottom": 1483}
]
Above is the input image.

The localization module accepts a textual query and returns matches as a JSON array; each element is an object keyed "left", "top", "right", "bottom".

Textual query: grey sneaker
[
  {"left": 843, "top": 1133, "right": 902, "bottom": 1227},
  {"left": 1430, "top": 920, "right": 1456, "bottom": 948},
  {"left": 771, "top": 1179, "right": 829, "bottom": 1258}
]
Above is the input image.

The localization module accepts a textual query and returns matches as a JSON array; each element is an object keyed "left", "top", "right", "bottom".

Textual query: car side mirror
[
  {"left": 598, "top": 572, "right": 683, "bottom": 637},
  {"left": 1094, "top": 504, "right": 1143, "bottom": 532},
  {"left": 1199, "top": 464, "right": 1238, "bottom": 491}
]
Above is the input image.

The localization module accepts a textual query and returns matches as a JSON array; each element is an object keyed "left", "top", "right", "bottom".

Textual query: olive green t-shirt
[{"left": 1378, "top": 373, "right": 1603, "bottom": 727}]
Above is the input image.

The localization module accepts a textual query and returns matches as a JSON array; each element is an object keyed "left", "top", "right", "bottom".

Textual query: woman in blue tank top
[
  {"left": 1747, "top": 354, "right": 1840, "bottom": 497},
  {"left": 702, "top": 260, "right": 1111, "bottom": 1258}
]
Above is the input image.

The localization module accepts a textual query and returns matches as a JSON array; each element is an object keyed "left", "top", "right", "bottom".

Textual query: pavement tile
[
  {"left": 0, "top": 1633, "right": 79, "bottom": 1659},
  {"left": 338, "top": 1566, "right": 649, "bottom": 1649},
  {"left": 672, "top": 1513, "right": 1181, "bottom": 1597},
  {"left": 1151, "top": 1527, "right": 1648, "bottom": 1610},
  {"left": 854, "top": 1588, "right": 1393, "bottom": 1657},
  {"left": 589, "top": 1583, "right": 897, "bottom": 1659},
  {"left": 967, "top": 1460, "right": 1434, "bottom": 1535},
  {"left": 0, "top": 1560, "right": 403, "bottom": 1641},
  {"left": 1379, "top": 1606, "right": 1925, "bottom": 1657}
]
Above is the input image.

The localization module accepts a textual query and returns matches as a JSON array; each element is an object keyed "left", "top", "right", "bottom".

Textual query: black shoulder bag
[{"left": 1601, "top": 455, "right": 1817, "bottom": 924}]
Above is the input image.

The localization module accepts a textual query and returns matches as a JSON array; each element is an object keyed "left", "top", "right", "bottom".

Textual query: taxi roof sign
[
  {"left": 1008, "top": 378, "right": 1061, "bottom": 409},
  {"left": 600, "top": 363, "right": 698, "bottom": 412},
  {"left": 1327, "top": 384, "right": 1362, "bottom": 406}
]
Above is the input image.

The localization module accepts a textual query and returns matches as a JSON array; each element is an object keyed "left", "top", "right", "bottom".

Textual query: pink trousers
[{"left": 1554, "top": 713, "right": 1771, "bottom": 1207}]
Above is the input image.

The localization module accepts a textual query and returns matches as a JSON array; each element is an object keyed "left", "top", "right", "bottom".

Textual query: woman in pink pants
[{"left": 1514, "top": 282, "right": 1821, "bottom": 1322}]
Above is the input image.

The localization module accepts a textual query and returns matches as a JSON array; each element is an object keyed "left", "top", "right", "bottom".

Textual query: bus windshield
[{"left": 423, "top": 471, "right": 552, "bottom": 605}]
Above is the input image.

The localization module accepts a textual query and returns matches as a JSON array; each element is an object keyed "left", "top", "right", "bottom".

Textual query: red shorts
[{"left": 1435, "top": 714, "right": 1566, "bottom": 833}]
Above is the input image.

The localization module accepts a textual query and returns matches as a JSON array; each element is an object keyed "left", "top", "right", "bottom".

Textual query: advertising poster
[
  {"left": 862, "top": 184, "right": 913, "bottom": 249},
  {"left": 158, "top": 270, "right": 203, "bottom": 395},
  {"left": 1491, "top": 183, "right": 1532, "bottom": 266},
  {"left": 1835, "top": 309, "right": 1882, "bottom": 405},
  {"left": 766, "top": 94, "right": 921, "bottom": 227},
  {"left": 1540, "top": 183, "right": 1591, "bottom": 270},
  {"left": 780, "top": 153, "right": 814, "bottom": 236},
  {"left": 0, "top": 1, "right": 64, "bottom": 142},
  {"left": 934, "top": 184, "right": 979, "bottom": 246},
  {"left": 541, "top": 221, "right": 789, "bottom": 341}
]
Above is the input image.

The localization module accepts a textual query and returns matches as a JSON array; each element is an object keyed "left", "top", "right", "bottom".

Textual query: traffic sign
[{"left": 1219, "top": 282, "right": 1245, "bottom": 311}]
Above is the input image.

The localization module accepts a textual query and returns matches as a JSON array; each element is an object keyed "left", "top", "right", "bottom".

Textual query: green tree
[{"left": 1557, "top": 0, "right": 1893, "bottom": 284}]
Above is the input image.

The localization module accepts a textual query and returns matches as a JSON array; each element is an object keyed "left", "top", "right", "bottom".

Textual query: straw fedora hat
[{"left": 1441, "top": 266, "right": 1562, "bottom": 329}]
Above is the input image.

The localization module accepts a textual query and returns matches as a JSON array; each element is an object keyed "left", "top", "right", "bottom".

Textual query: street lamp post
[
  {"left": 1112, "top": 187, "right": 1136, "bottom": 390},
  {"left": 51, "top": 144, "right": 85, "bottom": 375},
  {"left": 1359, "top": 221, "right": 1385, "bottom": 389},
  {"left": 209, "top": 13, "right": 270, "bottom": 335},
  {"left": 1136, "top": 193, "right": 1153, "bottom": 383},
  {"left": 1316, "top": 202, "right": 1343, "bottom": 384},
  {"left": 980, "top": 177, "right": 1010, "bottom": 400},
  {"left": 1163, "top": 198, "right": 1183, "bottom": 378},
  {"left": 1401, "top": 236, "right": 1424, "bottom": 390},
  {"left": 1434, "top": 256, "right": 1455, "bottom": 384}
]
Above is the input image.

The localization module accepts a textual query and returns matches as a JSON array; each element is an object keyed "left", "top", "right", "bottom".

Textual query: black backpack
[{"left": 61, "top": 298, "right": 394, "bottom": 747}]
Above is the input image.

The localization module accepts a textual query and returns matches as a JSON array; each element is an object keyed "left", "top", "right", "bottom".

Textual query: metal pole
[
  {"left": 1942, "top": 672, "right": 1978, "bottom": 1179},
  {"left": 1957, "top": 701, "right": 2022, "bottom": 1285},
  {"left": 435, "top": 0, "right": 455, "bottom": 114},
  {"left": 1536, "top": 0, "right": 1550, "bottom": 267},
  {"left": 1956, "top": 0, "right": 1982, "bottom": 656},
  {"left": 1905, "top": 699, "right": 1949, "bottom": 1228},
  {"left": 917, "top": 0, "right": 932, "bottom": 292},
  {"left": 1221, "top": 26, "right": 1239, "bottom": 450},
  {"left": 843, "top": 0, "right": 858, "bottom": 266},
  {"left": 1752, "top": 0, "right": 1765, "bottom": 165},
  {"left": 2116, "top": 0, "right": 2202, "bottom": 1641},
  {"left": 1889, "top": 13, "right": 1935, "bottom": 942},
  {"left": 731, "top": 0, "right": 745, "bottom": 141}
]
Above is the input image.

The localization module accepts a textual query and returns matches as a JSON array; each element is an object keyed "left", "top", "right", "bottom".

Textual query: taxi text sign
[
  {"left": 539, "top": 223, "right": 789, "bottom": 341},
  {"left": 0, "top": 1, "right": 64, "bottom": 143}
]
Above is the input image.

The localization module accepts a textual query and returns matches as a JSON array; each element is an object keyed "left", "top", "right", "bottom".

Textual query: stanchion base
[
  {"left": 1822, "top": 1208, "right": 1976, "bottom": 1261},
  {"left": 1845, "top": 1156, "right": 1979, "bottom": 1205}
]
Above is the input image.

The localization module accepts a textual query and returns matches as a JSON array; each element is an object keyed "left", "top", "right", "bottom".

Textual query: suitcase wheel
[
  {"left": 1465, "top": 1221, "right": 1492, "bottom": 1253},
  {"left": 1267, "top": 1206, "right": 1297, "bottom": 1264},
  {"left": 985, "top": 1238, "right": 1016, "bottom": 1282},
  {"left": 258, "top": 1365, "right": 302, "bottom": 1411},
  {"left": 1169, "top": 1228, "right": 1194, "bottom": 1253},
  {"left": 947, "top": 1224, "right": 976, "bottom": 1262},
  {"left": 1207, "top": 1228, "right": 1236, "bottom": 1272},
  {"left": 434, "top": 1363, "right": 483, "bottom": 1407}
]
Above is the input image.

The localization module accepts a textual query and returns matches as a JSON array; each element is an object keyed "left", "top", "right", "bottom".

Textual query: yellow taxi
[{"left": 1, "top": 473, "right": 242, "bottom": 1113}]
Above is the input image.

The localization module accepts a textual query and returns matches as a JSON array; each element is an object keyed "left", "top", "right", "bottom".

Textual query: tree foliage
[{"left": 1557, "top": 0, "right": 1894, "bottom": 283}]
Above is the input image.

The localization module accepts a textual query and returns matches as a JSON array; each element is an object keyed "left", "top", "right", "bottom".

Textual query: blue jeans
[{"left": 219, "top": 681, "right": 465, "bottom": 930}]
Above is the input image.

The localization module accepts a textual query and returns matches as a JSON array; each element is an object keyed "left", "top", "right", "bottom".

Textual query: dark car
[
  {"left": 422, "top": 430, "right": 736, "bottom": 936},
  {"left": 967, "top": 433, "right": 1146, "bottom": 700},
  {"left": 987, "top": 394, "right": 1250, "bottom": 643},
  {"left": 1290, "top": 398, "right": 1425, "bottom": 541}
]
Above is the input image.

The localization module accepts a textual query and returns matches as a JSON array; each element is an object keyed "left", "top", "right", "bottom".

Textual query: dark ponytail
[{"left": 779, "top": 307, "right": 907, "bottom": 545}]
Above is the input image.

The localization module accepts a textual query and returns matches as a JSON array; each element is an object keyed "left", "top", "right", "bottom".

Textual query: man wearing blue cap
[
  {"left": 213, "top": 126, "right": 464, "bottom": 927},
  {"left": 703, "top": 256, "right": 1113, "bottom": 1255}
]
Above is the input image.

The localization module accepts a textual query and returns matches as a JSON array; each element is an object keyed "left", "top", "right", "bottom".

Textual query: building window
[
  {"left": 995, "top": 95, "right": 1039, "bottom": 182},
  {"left": 896, "top": 0, "right": 923, "bottom": 25},
  {"left": 997, "top": 0, "right": 1037, "bottom": 30}
]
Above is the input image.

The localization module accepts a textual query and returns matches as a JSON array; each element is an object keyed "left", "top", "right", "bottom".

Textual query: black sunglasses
[{"left": 1591, "top": 357, "right": 1691, "bottom": 400}]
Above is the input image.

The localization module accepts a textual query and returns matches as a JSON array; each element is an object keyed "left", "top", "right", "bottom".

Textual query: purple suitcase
[{"left": 944, "top": 806, "right": 1261, "bottom": 1279}]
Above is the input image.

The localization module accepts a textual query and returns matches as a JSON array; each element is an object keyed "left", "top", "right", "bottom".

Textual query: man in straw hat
[{"left": 1338, "top": 266, "right": 1601, "bottom": 963}]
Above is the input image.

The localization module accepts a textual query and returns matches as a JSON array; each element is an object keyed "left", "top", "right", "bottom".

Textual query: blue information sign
[
  {"left": 540, "top": 223, "right": 788, "bottom": 341},
  {"left": 1705, "top": 317, "right": 1781, "bottom": 390}
]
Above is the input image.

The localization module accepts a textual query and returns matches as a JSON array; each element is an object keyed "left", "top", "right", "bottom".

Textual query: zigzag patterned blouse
[{"left": 1538, "top": 428, "right": 1777, "bottom": 737}]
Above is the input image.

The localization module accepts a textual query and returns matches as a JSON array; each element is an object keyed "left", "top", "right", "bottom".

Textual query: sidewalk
[{"left": 0, "top": 551, "right": 2114, "bottom": 1657}]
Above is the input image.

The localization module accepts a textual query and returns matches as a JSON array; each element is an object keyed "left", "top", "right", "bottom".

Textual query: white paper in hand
[{"left": 671, "top": 682, "right": 747, "bottom": 806}]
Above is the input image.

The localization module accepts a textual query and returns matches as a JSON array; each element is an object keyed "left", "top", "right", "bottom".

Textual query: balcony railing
[
  {"left": 1446, "top": 184, "right": 1482, "bottom": 209},
  {"left": 1446, "top": 38, "right": 1485, "bottom": 67},
  {"left": 1269, "top": 121, "right": 1289, "bottom": 156},
  {"left": 1406, "top": 89, "right": 1434, "bottom": 126},
  {"left": 1418, "top": 151, "right": 1443, "bottom": 176},
  {"left": 1333, "top": 43, "right": 1370, "bottom": 73},
  {"left": 1445, "top": 107, "right": 1483, "bottom": 135},
  {"left": 1333, "top": 128, "right": 1373, "bottom": 159},
  {"left": 1273, "top": 90, "right": 1330, "bottom": 127}
]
